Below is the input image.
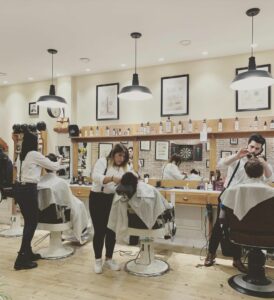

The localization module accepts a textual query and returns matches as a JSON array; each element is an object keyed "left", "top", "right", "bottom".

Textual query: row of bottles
[
  {"left": 81, "top": 126, "right": 131, "bottom": 137},
  {"left": 199, "top": 170, "right": 224, "bottom": 191}
]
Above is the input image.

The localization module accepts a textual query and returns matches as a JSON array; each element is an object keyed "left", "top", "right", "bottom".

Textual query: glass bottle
[
  {"left": 95, "top": 126, "right": 99, "bottom": 136},
  {"left": 159, "top": 121, "right": 163, "bottom": 134},
  {"left": 254, "top": 116, "right": 258, "bottom": 130},
  {"left": 188, "top": 119, "right": 193, "bottom": 132},
  {"left": 202, "top": 119, "right": 207, "bottom": 132},
  {"left": 218, "top": 118, "right": 223, "bottom": 132},
  {"left": 105, "top": 126, "right": 110, "bottom": 136},
  {"left": 146, "top": 122, "right": 150, "bottom": 134},
  {"left": 178, "top": 121, "right": 182, "bottom": 133},
  {"left": 263, "top": 121, "right": 267, "bottom": 130},
  {"left": 165, "top": 116, "right": 172, "bottom": 133},
  {"left": 234, "top": 117, "right": 239, "bottom": 131}
]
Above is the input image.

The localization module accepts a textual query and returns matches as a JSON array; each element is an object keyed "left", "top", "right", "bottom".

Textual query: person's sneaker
[
  {"left": 104, "top": 259, "right": 121, "bottom": 271},
  {"left": 204, "top": 252, "right": 216, "bottom": 267},
  {"left": 233, "top": 259, "right": 248, "bottom": 274},
  {"left": 94, "top": 259, "right": 103, "bottom": 274}
]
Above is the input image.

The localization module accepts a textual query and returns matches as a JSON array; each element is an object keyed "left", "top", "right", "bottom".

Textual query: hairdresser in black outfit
[
  {"left": 90, "top": 143, "right": 129, "bottom": 274},
  {"left": 13, "top": 130, "right": 61, "bottom": 270}
]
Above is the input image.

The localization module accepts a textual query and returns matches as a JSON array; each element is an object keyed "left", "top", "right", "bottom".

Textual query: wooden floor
[{"left": 0, "top": 227, "right": 273, "bottom": 300}]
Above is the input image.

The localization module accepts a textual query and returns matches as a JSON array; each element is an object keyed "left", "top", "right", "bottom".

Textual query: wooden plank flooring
[{"left": 0, "top": 227, "right": 273, "bottom": 300}]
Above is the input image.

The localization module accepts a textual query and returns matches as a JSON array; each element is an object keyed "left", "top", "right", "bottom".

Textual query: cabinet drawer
[
  {"left": 166, "top": 192, "right": 207, "bottom": 205},
  {"left": 207, "top": 194, "right": 219, "bottom": 205},
  {"left": 70, "top": 187, "right": 90, "bottom": 198}
]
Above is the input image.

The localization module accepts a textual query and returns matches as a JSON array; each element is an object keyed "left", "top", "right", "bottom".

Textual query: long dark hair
[
  {"left": 20, "top": 130, "right": 38, "bottom": 161},
  {"left": 107, "top": 143, "right": 129, "bottom": 169},
  {"left": 169, "top": 154, "right": 182, "bottom": 166}
]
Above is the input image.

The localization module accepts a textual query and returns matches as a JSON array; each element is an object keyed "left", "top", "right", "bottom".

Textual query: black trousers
[
  {"left": 13, "top": 183, "right": 38, "bottom": 255},
  {"left": 89, "top": 191, "right": 116, "bottom": 259},
  {"left": 208, "top": 203, "right": 241, "bottom": 259}
]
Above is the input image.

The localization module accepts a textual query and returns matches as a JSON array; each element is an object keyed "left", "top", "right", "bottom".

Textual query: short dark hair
[
  {"left": 169, "top": 154, "right": 182, "bottom": 166},
  {"left": 248, "top": 134, "right": 265, "bottom": 147},
  {"left": 244, "top": 158, "right": 264, "bottom": 178},
  {"left": 116, "top": 172, "right": 138, "bottom": 199},
  {"left": 45, "top": 153, "right": 57, "bottom": 173},
  {"left": 190, "top": 169, "right": 199, "bottom": 175},
  {"left": 128, "top": 147, "right": 133, "bottom": 151}
]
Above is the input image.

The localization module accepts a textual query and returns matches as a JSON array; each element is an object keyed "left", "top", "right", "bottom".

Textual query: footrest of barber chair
[
  {"left": 0, "top": 215, "right": 23, "bottom": 237},
  {"left": 37, "top": 222, "right": 74, "bottom": 259}
]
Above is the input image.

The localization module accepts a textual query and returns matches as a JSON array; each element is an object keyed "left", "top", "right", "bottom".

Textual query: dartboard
[{"left": 179, "top": 145, "right": 193, "bottom": 161}]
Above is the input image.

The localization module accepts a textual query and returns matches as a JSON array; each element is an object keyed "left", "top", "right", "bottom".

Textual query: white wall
[{"left": 1, "top": 50, "right": 274, "bottom": 155}]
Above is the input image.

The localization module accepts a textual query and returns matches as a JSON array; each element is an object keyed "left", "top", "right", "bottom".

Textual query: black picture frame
[
  {"left": 96, "top": 83, "right": 119, "bottom": 120},
  {"left": 155, "top": 141, "right": 170, "bottom": 161},
  {"left": 230, "top": 138, "right": 238, "bottom": 145},
  {"left": 29, "top": 102, "right": 39, "bottom": 116},
  {"left": 220, "top": 150, "right": 232, "bottom": 159},
  {"left": 161, "top": 74, "right": 189, "bottom": 116},
  {"left": 235, "top": 64, "right": 271, "bottom": 112},
  {"left": 138, "top": 159, "right": 144, "bottom": 167},
  {"left": 98, "top": 143, "right": 113, "bottom": 158},
  {"left": 140, "top": 141, "right": 151, "bottom": 151}
]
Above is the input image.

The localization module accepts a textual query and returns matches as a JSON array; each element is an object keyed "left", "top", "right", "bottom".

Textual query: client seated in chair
[
  {"left": 108, "top": 172, "right": 175, "bottom": 276},
  {"left": 221, "top": 158, "right": 274, "bottom": 297},
  {"left": 38, "top": 153, "right": 90, "bottom": 244}
]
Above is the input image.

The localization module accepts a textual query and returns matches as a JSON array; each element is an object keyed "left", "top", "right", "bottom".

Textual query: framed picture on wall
[
  {"left": 235, "top": 64, "right": 271, "bottom": 112},
  {"left": 155, "top": 141, "right": 169, "bottom": 161},
  {"left": 140, "top": 141, "right": 151, "bottom": 151},
  {"left": 98, "top": 143, "right": 113, "bottom": 158},
  {"left": 138, "top": 159, "right": 144, "bottom": 167},
  {"left": 230, "top": 138, "right": 238, "bottom": 145},
  {"left": 96, "top": 83, "right": 119, "bottom": 120},
  {"left": 206, "top": 159, "right": 210, "bottom": 168},
  {"left": 220, "top": 150, "right": 232, "bottom": 159},
  {"left": 161, "top": 74, "right": 189, "bottom": 116},
  {"left": 56, "top": 146, "right": 70, "bottom": 179},
  {"left": 29, "top": 102, "right": 39, "bottom": 116}
]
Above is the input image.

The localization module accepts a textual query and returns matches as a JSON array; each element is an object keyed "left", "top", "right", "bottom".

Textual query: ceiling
[{"left": 1, "top": 0, "right": 274, "bottom": 86}]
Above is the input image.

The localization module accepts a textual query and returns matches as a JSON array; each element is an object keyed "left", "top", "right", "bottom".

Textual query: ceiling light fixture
[
  {"left": 179, "top": 40, "right": 191, "bottom": 46},
  {"left": 37, "top": 49, "right": 67, "bottom": 108},
  {"left": 80, "top": 57, "right": 90, "bottom": 63},
  {"left": 121, "top": 63, "right": 127, "bottom": 67},
  {"left": 28, "top": 77, "right": 34, "bottom": 81},
  {"left": 158, "top": 57, "right": 165, "bottom": 62},
  {"left": 118, "top": 32, "right": 152, "bottom": 101},
  {"left": 202, "top": 51, "right": 208, "bottom": 56},
  {"left": 231, "top": 8, "right": 274, "bottom": 90},
  {"left": 3, "top": 80, "right": 8, "bottom": 84},
  {"left": 85, "top": 68, "right": 91, "bottom": 72}
]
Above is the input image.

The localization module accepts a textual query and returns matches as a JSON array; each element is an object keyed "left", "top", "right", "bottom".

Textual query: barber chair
[
  {"left": 125, "top": 207, "right": 175, "bottom": 277},
  {"left": 224, "top": 197, "right": 274, "bottom": 298},
  {"left": 37, "top": 204, "right": 74, "bottom": 259}
]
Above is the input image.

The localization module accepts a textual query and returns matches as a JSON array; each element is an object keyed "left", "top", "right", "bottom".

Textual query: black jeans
[
  {"left": 89, "top": 191, "right": 116, "bottom": 259},
  {"left": 208, "top": 203, "right": 242, "bottom": 260},
  {"left": 13, "top": 183, "right": 38, "bottom": 255}
]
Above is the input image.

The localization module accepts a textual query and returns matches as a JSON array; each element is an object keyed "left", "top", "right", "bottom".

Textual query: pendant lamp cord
[
  {"left": 251, "top": 15, "right": 254, "bottom": 57},
  {"left": 51, "top": 53, "right": 54, "bottom": 85},
  {"left": 135, "top": 38, "right": 137, "bottom": 74}
]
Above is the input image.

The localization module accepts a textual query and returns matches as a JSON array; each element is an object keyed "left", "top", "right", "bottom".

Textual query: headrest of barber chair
[
  {"left": 116, "top": 183, "right": 136, "bottom": 200},
  {"left": 68, "top": 124, "right": 79, "bottom": 137}
]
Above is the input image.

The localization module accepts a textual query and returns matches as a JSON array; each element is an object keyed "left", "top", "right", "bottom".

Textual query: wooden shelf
[{"left": 54, "top": 127, "right": 69, "bottom": 133}]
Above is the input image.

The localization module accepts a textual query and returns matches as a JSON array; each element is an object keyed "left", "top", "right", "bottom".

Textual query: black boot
[
  {"left": 28, "top": 249, "right": 42, "bottom": 261},
  {"left": 14, "top": 252, "right": 38, "bottom": 270}
]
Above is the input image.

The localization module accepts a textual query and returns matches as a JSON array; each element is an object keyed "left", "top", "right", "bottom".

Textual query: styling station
[{"left": 1, "top": 1, "right": 274, "bottom": 299}]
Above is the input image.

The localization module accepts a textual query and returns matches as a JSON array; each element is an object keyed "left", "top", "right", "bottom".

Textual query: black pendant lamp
[
  {"left": 231, "top": 8, "right": 274, "bottom": 90},
  {"left": 37, "top": 49, "right": 67, "bottom": 108},
  {"left": 118, "top": 32, "right": 152, "bottom": 100}
]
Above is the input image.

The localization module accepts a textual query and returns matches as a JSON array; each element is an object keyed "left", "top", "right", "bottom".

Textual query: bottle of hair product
[
  {"left": 112, "top": 128, "right": 116, "bottom": 136},
  {"left": 178, "top": 121, "right": 182, "bottom": 134},
  {"left": 118, "top": 128, "right": 122, "bottom": 136},
  {"left": 105, "top": 126, "right": 110, "bottom": 136},
  {"left": 146, "top": 122, "right": 150, "bottom": 134},
  {"left": 140, "top": 123, "right": 144, "bottom": 134},
  {"left": 218, "top": 118, "right": 223, "bottom": 132},
  {"left": 90, "top": 127, "right": 94, "bottom": 136},
  {"left": 165, "top": 116, "right": 172, "bottom": 133},
  {"left": 234, "top": 117, "right": 239, "bottom": 131},
  {"left": 159, "top": 121, "right": 163, "bottom": 134},
  {"left": 172, "top": 122, "right": 177, "bottom": 133},
  {"left": 95, "top": 126, "right": 99, "bottom": 136},
  {"left": 126, "top": 128, "right": 131, "bottom": 136},
  {"left": 202, "top": 119, "right": 207, "bottom": 132},
  {"left": 270, "top": 120, "right": 274, "bottom": 129},
  {"left": 263, "top": 121, "right": 267, "bottom": 130},
  {"left": 254, "top": 116, "right": 258, "bottom": 130},
  {"left": 188, "top": 119, "right": 193, "bottom": 132}
]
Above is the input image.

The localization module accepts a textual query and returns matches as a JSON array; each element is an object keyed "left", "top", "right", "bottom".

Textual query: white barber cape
[
  {"left": 221, "top": 178, "right": 274, "bottom": 220},
  {"left": 108, "top": 181, "right": 171, "bottom": 240},
  {"left": 38, "top": 173, "right": 89, "bottom": 244}
]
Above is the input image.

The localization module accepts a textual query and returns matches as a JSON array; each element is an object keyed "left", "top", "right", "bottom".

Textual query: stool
[
  {"left": 37, "top": 222, "right": 74, "bottom": 259},
  {"left": 125, "top": 227, "right": 169, "bottom": 277}
]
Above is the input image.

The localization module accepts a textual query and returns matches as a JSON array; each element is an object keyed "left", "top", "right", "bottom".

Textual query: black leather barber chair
[{"left": 224, "top": 197, "right": 274, "bottom": 298}]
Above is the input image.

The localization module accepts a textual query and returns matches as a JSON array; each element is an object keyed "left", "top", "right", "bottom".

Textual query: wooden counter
[{"left": 70, "top": 185, "right": 91, "bottom": 198}]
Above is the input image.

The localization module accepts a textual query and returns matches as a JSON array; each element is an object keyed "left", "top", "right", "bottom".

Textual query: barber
[
  {"left": 162, "top": 154, "right": 186, "bottom": 180},
  {"left": 204, "top": 133, "right": 272, "bottom": 272},
  {"left": 13, "top": 130, "right": 61, "bottom": 270},
  {"left": 90, "top": 143, "right": 129, "bottom": 274}
]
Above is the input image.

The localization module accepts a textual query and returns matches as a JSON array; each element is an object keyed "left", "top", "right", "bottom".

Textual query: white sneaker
[
  {"left": 104, "top": 259, "right": 121, "bottom": 271},
  {"left": 94, "top": 259, "right": 103, "bottom": 274}
]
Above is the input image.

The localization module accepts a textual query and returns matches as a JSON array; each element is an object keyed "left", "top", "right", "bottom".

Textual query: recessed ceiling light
[
  {"left": 179, "top": 40, "right": 191, "bottom": 46},
  {"left": 158, "top": 57, "right": 165, "bottom": 62},
  {"left": 28, "top": 77, "right": 34, "bottom": 81},
  {"left": 0, "top": 72, "right": 7, "bottom": 77},
  {"left": 251, "top": 43, "right": 258, "bottom": 48},
  {"left": 80, "top": 57, "right": 90, "bottom": 63},
  {"left": 121, "top": 63, "right": 126, "bottom": 67},
  {"left": 3, "top": 80, "right": 8, "bottom": 84},
  {"left": 202, "top": 51, "right": 208, "bottom": 56},
  {"left": 56, "top": 73, "right": 61, "bottom": 77},
  {"left": 85, "top": 68, "right": 91, "bottom": 72}
]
